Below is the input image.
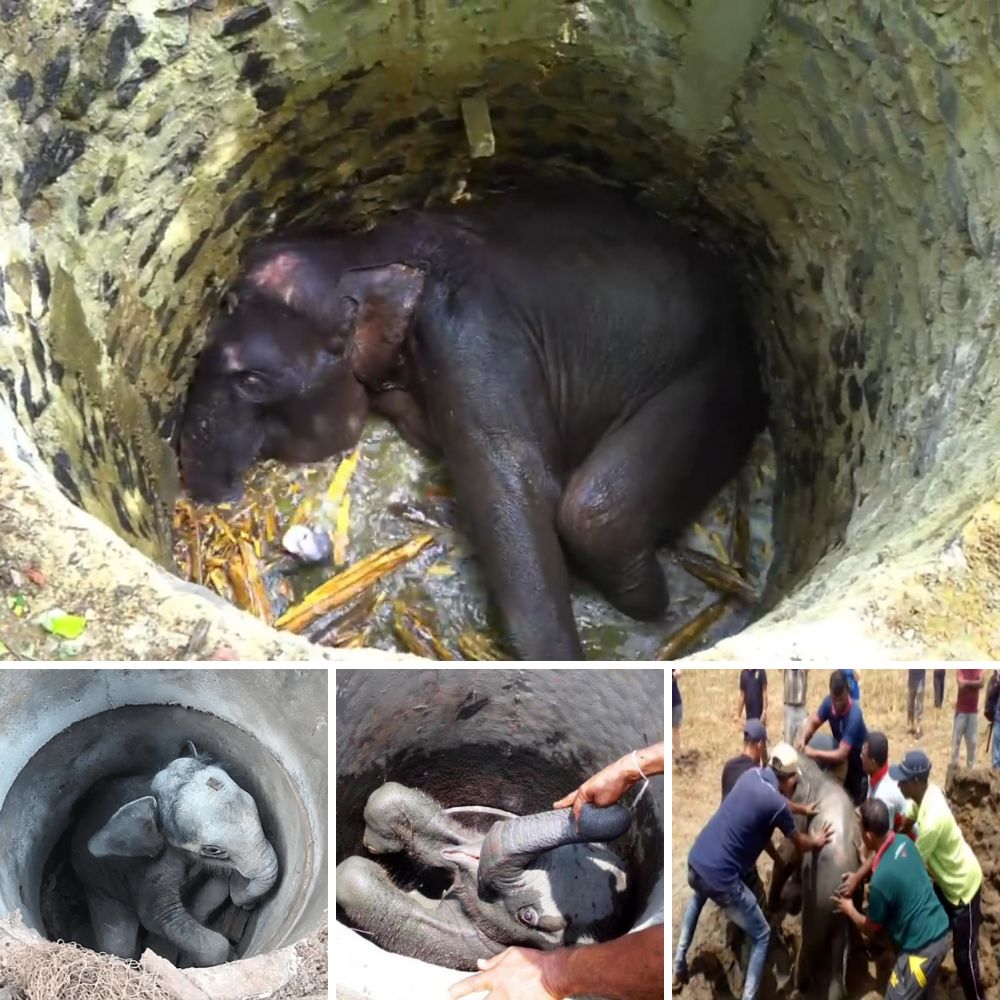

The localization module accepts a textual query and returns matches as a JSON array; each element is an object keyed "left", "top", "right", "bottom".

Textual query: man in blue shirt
[
  {"left": 673, "top": 743, "right": 833, "bottom": 999},
  {"left": 796, "top": 669, "right": 869, "bottom": 805}
]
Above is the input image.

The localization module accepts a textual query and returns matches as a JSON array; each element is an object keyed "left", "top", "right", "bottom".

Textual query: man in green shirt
[
  {"left": 833, "top": 798, "right": 949, "bottom": 1000},
  {"left": 891, "top": 750, "right": 985, "bottom": 1000}
]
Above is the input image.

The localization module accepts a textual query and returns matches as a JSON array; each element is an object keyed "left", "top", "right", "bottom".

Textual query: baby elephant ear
[
  {"left": 341, "top": 264, "right": 425, "bottom": 384},
  {"left": 88, "top": 796, "right": 164, "bottom": 858}
]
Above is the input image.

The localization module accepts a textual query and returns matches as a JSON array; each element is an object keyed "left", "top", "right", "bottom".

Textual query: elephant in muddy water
[
  {"left": 335, "top": 781, "right": 631, "bottom": 970},
  {"left": 767, "top": 751, "right": 860, "bottom": 1000},
  {"left": 178, "top": 186, "right": 766, "bottom": 660},
  {"left": 70, "top": 741, "right": 279, "bottom": 968}
]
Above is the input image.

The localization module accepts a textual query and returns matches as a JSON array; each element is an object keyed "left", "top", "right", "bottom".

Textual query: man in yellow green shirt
[{"left": 891, "top": 750, "right": 984, "bottom": 1000}]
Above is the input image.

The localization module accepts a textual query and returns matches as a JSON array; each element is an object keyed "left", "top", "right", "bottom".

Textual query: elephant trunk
[
  {"left": 478, "top": 804, "right": 630, "bottom": 896},
  {"left": 230, "top": 835, "right": 279, "bottom": 908}
]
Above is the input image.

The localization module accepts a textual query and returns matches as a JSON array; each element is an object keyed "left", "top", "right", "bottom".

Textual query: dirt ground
[{"left": 671, "top": 667, "right": 999, "bottom": 1000}]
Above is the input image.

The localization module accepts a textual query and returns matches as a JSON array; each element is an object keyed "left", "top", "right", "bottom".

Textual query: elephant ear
[
  {"left": 340, "top": 264, "right": 425, "bottom": 385},
  {"left": 88, "top": 796, "right": 165, "bottom": 858}
]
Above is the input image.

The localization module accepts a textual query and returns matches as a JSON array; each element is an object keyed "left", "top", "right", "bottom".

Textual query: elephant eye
[
  {"left": 233, "top": 370, "right": 272, "bottom": 402},
  {"left": 517, "top": 906, "right": 539, "bottom": 927},
  {"left": 201, "top": 845, "right": 228, "bottom": 859},
  {"left": 237, "top": 371, "right": 267, "bottom": 390}
]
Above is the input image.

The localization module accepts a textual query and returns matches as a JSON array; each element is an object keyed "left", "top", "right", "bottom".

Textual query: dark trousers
[
  {"left": 885, "top": 932, "right": 949, "bottom": 1000},
  {"left": 935, "top": 884, "right": 984, "bottom": 1000},
  {"left": 934, "top": 669, "right": 946, "bottom": 708}
]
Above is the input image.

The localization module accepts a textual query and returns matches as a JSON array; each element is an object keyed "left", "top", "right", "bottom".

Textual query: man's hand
[
  {"left": 811, "top": 821, "right": 835, "bottom": 851},
  {"left": 554, "top": 744, "right": 662, "bottom": 824},
  {"left": 448, "top": 947, "right": 567, "bottom": 999},
  {"left": 794, "top": 734, "right": 806, "bottom": 752},
  {"left": 802, "top": 744, "right": 817, "bottom": 759},
  {"left": 838, "top": 870, "right": 862, "bottom": 899},
  {"left": 801, "top": 801, "right": 819, "bottom": 818},
  {"left": 831, "top": 893, "right": 856, "bottom": 918}
]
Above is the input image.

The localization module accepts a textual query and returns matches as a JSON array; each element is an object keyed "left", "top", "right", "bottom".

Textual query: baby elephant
[
  {"left": 70, "top": 741, "right": 279, "bottom": 967},
  {"left": 336, "top": 781, "right": 630, "bottom": 970}
]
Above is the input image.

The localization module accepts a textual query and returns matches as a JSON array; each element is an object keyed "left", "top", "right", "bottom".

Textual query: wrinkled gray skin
[
  {"left": 179, "top": 187, "right": 766, "bottom": 660},
  {"left": 768, "top": 751, "right": 859, "bottom": 1000},
  {"left": 336, "top": 782, "right": 630, "bottom": 970},
  {"left": 70, "top": 742, "right": 279, "bottom": 968}
]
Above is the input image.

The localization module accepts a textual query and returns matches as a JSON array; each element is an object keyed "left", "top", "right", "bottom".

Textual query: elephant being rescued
[
  {"left": 335, "top": 782, "right": 631, "bottom": 970},
  {"left": 768, "top": 751, "right": 861, "bottom": 1000},
  {"left": 70, "top": 741, "right": 279, "bottom": 967}
]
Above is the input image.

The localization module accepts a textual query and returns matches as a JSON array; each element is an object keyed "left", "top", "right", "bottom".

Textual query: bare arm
[
  {"left": 838, "top": 851, "right": 875, "bottom": 897},
  {"left": 553, "top": 742, "right": 664, "bottom": 823},
  {"left": 805, "top": 739, "right": 852, "bottom": 765},
  {"left": 795, "top": 714, "right": 820, "bottom": 750},
  {"left": 832, "top": 895, "right": 880, "bottom": 940},
  {"left": 735, "top": 689, "right": 746, "bottom": 722},
  {"left": 789, "top": 821, "right": 833, "bottom": 855},
  {"left": 448, "top": 928, "right": 664, "bottom": 1000}
]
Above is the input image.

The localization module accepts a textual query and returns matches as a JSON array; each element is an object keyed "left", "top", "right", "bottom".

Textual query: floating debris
[
  {"left": 282, "top": 525, "right": 333, "bottom": 565},
  {"left": 393, "top": 601, "right": 454, "bottom": 659},
  {"left": 387, "top": 499, "right": 456, "bottom": 530},
  {"left": 676, "top": 548, "right": 758, "bottom": 604},
  {"left": 276, "top": 534, "right": 436, "bottom": 634},
  {"left": 656, "top": 597, "right": 733, "bottom": 660},
  {"left": 458, "top": 632, "right": 506, "bottom": 661},
  {"left": 305, "top": 588, "right": 381, "bottom": 647}
]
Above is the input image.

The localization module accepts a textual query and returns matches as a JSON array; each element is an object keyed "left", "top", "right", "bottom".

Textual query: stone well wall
[{"left": 1, "top": 1, "right": 998, "bottom": 658}]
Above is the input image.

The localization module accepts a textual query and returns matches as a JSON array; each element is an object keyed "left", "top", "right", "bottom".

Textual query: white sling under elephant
[{"left": 336, "top": 781, "right": 631, "bottom": 970}]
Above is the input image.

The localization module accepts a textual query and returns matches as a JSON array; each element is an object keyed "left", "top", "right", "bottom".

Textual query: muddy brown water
[{"left": 177, "top": 417, "right": 776, "bottom": 660}]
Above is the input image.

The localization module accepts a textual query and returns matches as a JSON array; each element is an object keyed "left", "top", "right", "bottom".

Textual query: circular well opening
[
  {"left": 3, "top": 5, "right": 998, "bottom": 659},
  {"left": 0, "top": 698, "right": 322, "bottom": 964}
]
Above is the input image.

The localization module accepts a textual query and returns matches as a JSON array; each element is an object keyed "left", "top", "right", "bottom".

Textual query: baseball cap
[
  {"left": 744, "top": 719, "right": 768, "bottom": 744},
  {"left": 889, "top": 749, "right": 932, "bottom": 782},
  {"left": 769, "top": 741, "right": 799, "bottom": 777}
]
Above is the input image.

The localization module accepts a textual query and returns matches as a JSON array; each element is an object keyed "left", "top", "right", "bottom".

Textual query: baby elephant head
[
  {"left": 178, "top": 239, "right": 426, "bottom": 504},
  {"left": 475, "top": 804, "right": 631, "bottom": 948},
  {"left": 88, "top": 741, "right": 279, "bottom": 908}
]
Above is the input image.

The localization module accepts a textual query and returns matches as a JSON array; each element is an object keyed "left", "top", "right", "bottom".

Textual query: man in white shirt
[{"left": 838, "top": 731, "right": 913, "bottom": 898}]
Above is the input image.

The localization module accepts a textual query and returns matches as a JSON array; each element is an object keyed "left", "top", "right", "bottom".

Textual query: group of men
[{"left": 674, "top": 668, "right": 994, "bottom": 1000}]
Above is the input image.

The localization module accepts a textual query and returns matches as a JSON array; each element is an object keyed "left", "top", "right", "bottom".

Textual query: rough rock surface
[{"left": 1, "top": 1, "right": 999, "bottom": 658}]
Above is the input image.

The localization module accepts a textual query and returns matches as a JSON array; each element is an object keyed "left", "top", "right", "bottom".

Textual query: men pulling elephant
[
  {"left": 796, "top": 669, "right": 870, "bottom": 806},
  {"left": 672, "top": 742, "right": 834, "bottom": 999},
  {"left": 832, "top": 799, "right": 950, "bottom": 1000},
  {"left": 892, "top": 751, "right": 986, "bottom": 1000}
]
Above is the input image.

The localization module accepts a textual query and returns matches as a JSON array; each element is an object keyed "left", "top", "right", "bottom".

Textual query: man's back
[
  {"left": 690, "top": 767, "right": 793, "bottom": 893},
  {"left": 869, "top": 833, "right": 949, "bottom": 952}
]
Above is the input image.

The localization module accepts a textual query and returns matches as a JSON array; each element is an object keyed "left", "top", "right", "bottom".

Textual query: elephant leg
[
  {"left": 827, "top": 917, "right": 848, "bottom": 1000},
  {"left": 557, "top": 363, "right": 753, "bottom": 621},
  {"left": 336, "top": 856, "right": 502, "bottom": 971},
  {"left": 767, "top": 840, "right": 801, "bottom": 913},
  {"left": 427, "top": 339, "right": 582, "bottom": 659},
  {"left": 86, "top": 894, "right": 141, "bottom": 960}
]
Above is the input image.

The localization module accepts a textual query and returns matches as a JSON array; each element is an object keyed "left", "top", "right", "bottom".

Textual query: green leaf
[
  {"left": 6, "top": 593, "right": 29, "bottom": 617},
  {"left": 41, "top": 611, "right": 87, "bottom": 640}
]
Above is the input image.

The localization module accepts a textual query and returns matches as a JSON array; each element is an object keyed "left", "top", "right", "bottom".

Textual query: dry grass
[{"left": 670, "top": 667, "right": 994, "bottom": 934}]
